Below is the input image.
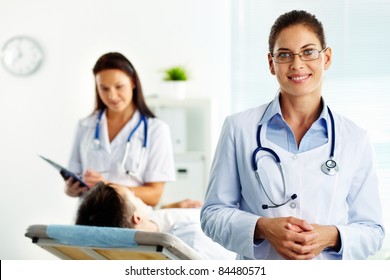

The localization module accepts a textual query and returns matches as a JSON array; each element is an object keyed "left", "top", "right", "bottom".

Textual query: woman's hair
[
  {"left": 92, "top": 52, "right": 155, "bottom": 118},
  {"left": 76, "top": 181, "right": 134, "bottom": 228},
  {"left": 268, "top": 10, "right": 326, "bottom": 54}
]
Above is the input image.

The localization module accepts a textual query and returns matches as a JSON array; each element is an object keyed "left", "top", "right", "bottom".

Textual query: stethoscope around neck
[
  {"left": 251, "top": 106, "right": 339, "bottom": 209},
  {"left": 92, "top": 109, "right": 148, "bottom": 177}
]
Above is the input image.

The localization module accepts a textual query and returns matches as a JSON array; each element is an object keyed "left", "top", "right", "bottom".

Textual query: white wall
[{"left": 0, "top": 0, "right": 231, "bottom": 259}]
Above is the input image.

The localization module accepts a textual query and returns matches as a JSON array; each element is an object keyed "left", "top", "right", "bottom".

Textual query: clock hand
[{"left": 11, "top": 41, "right": 23, "bottom": 63}]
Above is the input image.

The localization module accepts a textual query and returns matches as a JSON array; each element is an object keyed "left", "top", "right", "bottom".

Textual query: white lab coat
[
  {"left": 69, "top": 109, "right": 175, "bottom": 186},
  {"left": 200, "top": 103, "right": 384, "bottom": 260}
]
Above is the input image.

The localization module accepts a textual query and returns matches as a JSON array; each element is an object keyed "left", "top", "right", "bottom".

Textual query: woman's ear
[
  {"left": 268, "top": 53, "right": 276, "bottom": 75},
  {"left": 130, "top": 77, "right": 136, "bottom": 89},
  {"left": 324, "top": 47, "right": 332, "bottom": 70}
]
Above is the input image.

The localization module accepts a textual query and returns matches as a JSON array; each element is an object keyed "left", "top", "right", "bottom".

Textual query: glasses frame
[{"left": 271, "top": 47, "right": 328, "bottom": 64}]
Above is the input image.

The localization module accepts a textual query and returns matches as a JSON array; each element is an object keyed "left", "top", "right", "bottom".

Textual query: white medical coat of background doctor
[
  {"left": 200, "top": 102, "right": 384, "bottom": 260},
  {"left": 69, "top": 110, "right": 175, "bottom": 186}
]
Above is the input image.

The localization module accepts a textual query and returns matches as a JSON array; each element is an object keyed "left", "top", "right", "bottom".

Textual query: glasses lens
[
  {"left": 274, "top": 52, "right": 293, "bottom": 63},
  {"left": 301, "top": 49, "right": 320, "bottom": 61}
]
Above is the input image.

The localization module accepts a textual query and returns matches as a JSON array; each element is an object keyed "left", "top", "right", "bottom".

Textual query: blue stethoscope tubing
[
  {"left": 251, "top": 106, "right": 338, "bottom": 209},
  {"left": 93, "top": 109, "right": 148, "bottom": 176}
]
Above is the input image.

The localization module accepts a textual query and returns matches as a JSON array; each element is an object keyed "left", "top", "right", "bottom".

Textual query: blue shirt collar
[{"left": 258, "top": 94, "right": 329, "bottom": 127}]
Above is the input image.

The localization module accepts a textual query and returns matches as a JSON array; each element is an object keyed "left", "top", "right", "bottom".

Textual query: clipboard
[{"left": 39, "top": 155, "right": 90, "bottom": 189}]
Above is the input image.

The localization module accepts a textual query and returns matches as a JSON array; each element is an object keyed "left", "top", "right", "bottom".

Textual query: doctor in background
[
  {"left": 65, "top": 52, "right": 175, "bottom": 206},
  {"left": 201, "top": 10, "right": 384, "bottom": 259}
]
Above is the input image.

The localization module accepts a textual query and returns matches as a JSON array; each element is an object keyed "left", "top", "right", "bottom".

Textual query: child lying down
[{"left": 76, "top": 181, "right": 236, "bottom": 260}]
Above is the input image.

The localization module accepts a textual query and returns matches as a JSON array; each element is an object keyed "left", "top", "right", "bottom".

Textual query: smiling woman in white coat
[
  {"left": 200, "top": 10, "right": 384, "bottom": 260},
  {"left": 65, "top": 52, "right": 175, "bottom": 206}
]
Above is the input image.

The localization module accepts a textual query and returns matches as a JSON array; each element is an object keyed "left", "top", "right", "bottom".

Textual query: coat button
[{"left": 290, "top": 202, "right": 297, "bottom": 209}]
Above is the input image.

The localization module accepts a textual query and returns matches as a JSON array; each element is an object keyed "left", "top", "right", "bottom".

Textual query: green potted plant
[
  {"left": 162, "top": 66, "right": 189, "bottom": 99},
  {"left": 163, "top": 66, "right": 188, "bottom": 81}
]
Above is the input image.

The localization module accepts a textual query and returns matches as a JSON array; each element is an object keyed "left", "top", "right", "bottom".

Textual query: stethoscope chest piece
[
  {"left": 321, "top": 158, "right": 339, "bottom": 176},
  {"left": 92, "top": 138, "right": 101, "bottom": 150}
]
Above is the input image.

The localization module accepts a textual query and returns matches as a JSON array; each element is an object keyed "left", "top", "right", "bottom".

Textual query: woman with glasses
[
  {"left": 200, "top": 10, "right": 384, "bottom": 259},
  {"left": 65, "top": 52, "right": 175, "bottom": 206}
]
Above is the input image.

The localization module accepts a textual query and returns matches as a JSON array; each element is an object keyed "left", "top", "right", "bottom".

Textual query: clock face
[{"left": 1, "top": 36, "right": 44, "bottom": 76}]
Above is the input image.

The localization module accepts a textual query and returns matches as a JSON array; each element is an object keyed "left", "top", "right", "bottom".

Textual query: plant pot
[{"left": 164, "top": 81, "right": 188, "bottom": 99}]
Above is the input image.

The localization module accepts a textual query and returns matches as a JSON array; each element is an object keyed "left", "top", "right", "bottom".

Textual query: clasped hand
[{"left": 256, "top": 216, "right": 338, "bottom": 260}]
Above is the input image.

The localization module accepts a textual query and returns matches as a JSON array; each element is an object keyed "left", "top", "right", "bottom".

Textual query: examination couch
[{"left": 25, "top": 224, "right": 202, "bottom": 260}]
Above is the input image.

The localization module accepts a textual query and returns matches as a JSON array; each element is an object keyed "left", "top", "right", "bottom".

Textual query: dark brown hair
[
  {"left": 92, "top": 52, "right": 155, "bottom": 118},
  {"left": 268, "top": 10, "right": 326, "bottom": 54},
  {"left": 76, "top": 181, "right": 132, "bottom": 228}
]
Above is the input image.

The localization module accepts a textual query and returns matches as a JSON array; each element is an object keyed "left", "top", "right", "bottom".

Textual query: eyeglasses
[{"left": 271, "top": 48, "right": 327, "bottom": 64}]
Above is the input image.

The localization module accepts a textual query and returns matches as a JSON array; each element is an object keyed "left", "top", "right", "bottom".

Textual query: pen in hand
[
  {"left": 81, "top": 169, "right": 110, "bottom": 189},
  {"left": 77, "top": 170, "right": 109, "bottom": 177}
]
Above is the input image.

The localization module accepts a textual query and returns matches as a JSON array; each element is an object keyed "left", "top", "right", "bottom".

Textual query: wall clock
[{"left": 1, "top": 36, "right": 44, "bottom": 76}]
